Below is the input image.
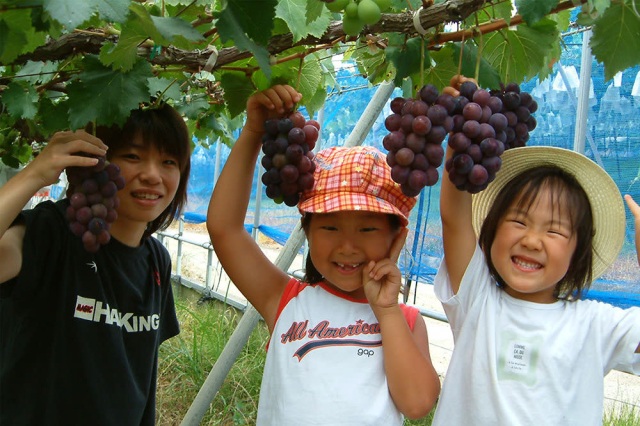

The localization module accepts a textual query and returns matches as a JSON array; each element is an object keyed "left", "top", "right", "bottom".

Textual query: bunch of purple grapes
[
  {"left": 489, "top": 82, "right": 538, "bottom": 149},
  {"left": 383, "top": 84, "right": 452, "bottom": 197},
  {"left": 445, "top": 80, "right": 537, "bottom": 193},
  {"left": 65, "top": 156, "right": 125, "bottom": 252},
  {"left": 261, "top": 111, "right": 319, "bottom": 206}
]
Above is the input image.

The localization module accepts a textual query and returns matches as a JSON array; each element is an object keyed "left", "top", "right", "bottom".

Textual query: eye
[
  {"left": 360, "top": 227, "right": 378, "bottom": 232},
  {"left": 122, "top": 152, "right": 140, "bottom": 160}
]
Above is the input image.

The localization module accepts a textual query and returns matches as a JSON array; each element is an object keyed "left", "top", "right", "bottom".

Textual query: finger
[
  {"left": 362, "top": 260, "right": 375, "bottom": 283},
  {"left": 388, "top": 227, "right": 408, "bottom": 263},
  {"left": 368, "top": 259, "right": 395, "bottom": 281},
  {"left": 442, "top": 86, "right": 460, "bottom": 97},
  {"left": 272, "top": 85, "right": 302, "bottom": 111},
  {"left": 52, "top": 130, "right": 108, "bottom": 151}
]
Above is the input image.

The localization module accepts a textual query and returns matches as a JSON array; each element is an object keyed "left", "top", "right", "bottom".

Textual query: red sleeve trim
[{"left": 399, "top": 304, "right": 419, "bottom": 331}]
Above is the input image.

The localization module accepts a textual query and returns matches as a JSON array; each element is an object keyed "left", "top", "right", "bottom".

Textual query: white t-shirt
[
  {"left": 256, "top": 278, "right": 418, "bottom": 426},
  {"left": 432, "top": 245, "right": 640, "bottom": 426}
]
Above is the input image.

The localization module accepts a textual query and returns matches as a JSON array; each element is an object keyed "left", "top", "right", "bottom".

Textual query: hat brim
[
  {"left": 298, "top": 192, "right": 411, "bottom": 226},
  {"left": 471, "top": 146, "right": 625, "bottom": 279}
]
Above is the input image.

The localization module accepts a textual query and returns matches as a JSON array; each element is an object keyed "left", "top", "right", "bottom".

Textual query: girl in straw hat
[
  {"left": 434, "top": 115, "right": 640, "bottom": 422},
  {"left": 207, "top": 85, "right": 440, "bottom": 425}
]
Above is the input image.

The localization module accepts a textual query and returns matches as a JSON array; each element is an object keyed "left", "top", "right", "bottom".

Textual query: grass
[{"left": 157, "top": 284, "right": 638, "bottom": 426}]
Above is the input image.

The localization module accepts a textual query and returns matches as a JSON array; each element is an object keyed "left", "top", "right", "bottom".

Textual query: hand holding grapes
[
  {"left": 244, "top": 85, "right": 302, "bottom": 135},
  {"left": 23, "top": 130, "right": 108, "bottom": 189}
]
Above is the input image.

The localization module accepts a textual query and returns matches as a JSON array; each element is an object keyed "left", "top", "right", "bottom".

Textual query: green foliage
[
  {"left": 66, "top": 55, "right": 152, "bottom": 129},
  {"left": 516, "top": 0, "right": 560, "bottom": 26},
  {"left": 0, "top": 0, "right": 638, "bottom": 168},
  {"left": 590, "top": 1, "right": 640, "bottom": 81}
]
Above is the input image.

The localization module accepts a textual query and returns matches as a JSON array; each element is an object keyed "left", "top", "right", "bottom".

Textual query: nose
[
  {"left": 336, "top": 233, "right": 358, "bottom": 255},
  {"left": 520, "top": 229, "right": 542, "bottom": 251},
  {"left": 139, "top": 160, "right": 162, "bottom": 184}
]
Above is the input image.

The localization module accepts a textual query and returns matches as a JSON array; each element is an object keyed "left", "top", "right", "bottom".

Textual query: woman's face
[{"left": 108, "top": 135, "right": 181, "bottom": 239}]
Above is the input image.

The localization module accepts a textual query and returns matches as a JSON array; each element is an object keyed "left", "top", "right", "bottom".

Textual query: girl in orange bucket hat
[{"left": 207, "top": 85, "right": 440, "bottom": 425}]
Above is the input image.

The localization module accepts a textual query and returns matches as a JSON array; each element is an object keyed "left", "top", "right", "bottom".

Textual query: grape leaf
[
  {"left": 219, "top": 0, "right": 277, "bottom": 46},
  {"left": 0, "top": 9, "right": 45, "bottom": 63},
  {"left": 220, "top": 72, "right": 257, "bottom": 118},
  {"left": 451, "top": 43, "right": 502, "bottom": 89},
  {"left": 298, "top": 57, "right": 323, "bottom": 109},
  {"left": 515, "top": 0, "right": 559, "bottom": 26},
  {"left": 215, "top": 4, "right": 273, "bottom": 80},
  {"left": 481, "top": 19, "right": 558, "bottom": 84},
  {"left": 276, "top": 0, "right": 331, "bottom": 42},
  {"left": 590, "top": 2, "right": 640, "bottom": 81},
  {"left": 38, "top": 97, "right": 70, "bottom": 134},
  {"left": 43, "top": 0, "right": 96, "bottom": 30},
  {"left": 415, "top": 46, "right": 458, "bottom": 91},
  {"left": 175, "top": 96, "right": 210, "bottom": 120},
  {"left": 386, "top": 36, "right": 424, "bottom": 87},
  {"left": 15, "top": 61, "right": 60, "bottom": 85},
  {"left": 66, "top": 56, "right": 152, "bottom": 129},
  {"left": 148, "top": 77, "right": 183, "bottom": 103},
  {"left": 95, "top": 0, "right": 130, "bottom": 23},
  {"left": 3, "top": 82, "right": 38, "bottom": 119},
  {"left": 150, "top": 15, "right": 205, "bottom": 48}
]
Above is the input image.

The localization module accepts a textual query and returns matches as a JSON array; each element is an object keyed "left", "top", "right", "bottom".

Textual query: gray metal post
[{"left": 574, "top": 29, "right": 593, "bottom": 156}]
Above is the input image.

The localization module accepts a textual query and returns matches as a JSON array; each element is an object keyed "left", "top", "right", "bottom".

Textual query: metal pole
[{"left": 574, "top": 29, "right": 593, "bottom": 156}]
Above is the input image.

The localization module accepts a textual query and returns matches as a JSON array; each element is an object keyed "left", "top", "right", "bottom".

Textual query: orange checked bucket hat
[{"left": 297, "top": 146, "right": 416, "bottom": 226}]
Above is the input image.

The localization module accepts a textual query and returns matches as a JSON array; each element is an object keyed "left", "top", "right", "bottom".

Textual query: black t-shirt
[{"left": 0, "top": 200, "right": 179, "bottom": 426}]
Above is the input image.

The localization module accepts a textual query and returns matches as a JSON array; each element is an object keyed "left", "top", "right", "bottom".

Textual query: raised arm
[
  {"left": 363, "top": 228, "right": 440, "bottom": 419},
  {"left": 624, "top": 194, "right": 640, "bottom": 266},
  {"left": 440, "top": 135, "right": 478, "bottom": 295},
  {"left": 207, "top": 85, "right": 301, "bottom": 332},
  {"left": 623, "top": 194, "right": 640, "bottom": 353},
  {"left": 0, "top": 131, "right": 107, "bottom": 284}
]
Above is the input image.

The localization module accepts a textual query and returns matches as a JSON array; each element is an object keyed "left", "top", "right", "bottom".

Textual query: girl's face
[
  {"left": 108, "top": 135, "right": 181, "bottom": 241},
  {"left": 490, "top": 186, "right": 577, "bottom": 303},
  {"left": 306, "top": 211, "right": 398, "bottom": 298}
]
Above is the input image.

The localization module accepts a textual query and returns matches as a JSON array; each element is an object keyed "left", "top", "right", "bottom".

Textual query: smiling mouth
[
  {"left": 336, "top": 262, "right": 362, "bottom": 270},
  {"left": 132, "top": 193, "right": 161, "bottom": 200},
  {"left": 512, "top": 257, "right": 542, "bottom": 270}
]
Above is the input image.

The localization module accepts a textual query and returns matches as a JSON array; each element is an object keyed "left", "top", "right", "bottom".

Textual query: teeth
[
  {"left": 133, "top": 193, "right": 160, "bottom": 200},
  {"left": 337, "top": 262, "right": 361, "bottom": 268},
  {"left": 514, "top": 257, "right": 541, "bottom": 270}
]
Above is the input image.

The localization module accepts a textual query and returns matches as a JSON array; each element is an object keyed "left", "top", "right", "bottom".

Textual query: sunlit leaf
[
  {"left": 591, "top": 1, "right": 640, "bottom": 81},
  {"left": 481, "top": 19, "right": 558, "bottom": 84},
  {"left": 276, "top": 0, "right": 331, "bottom": 42}
]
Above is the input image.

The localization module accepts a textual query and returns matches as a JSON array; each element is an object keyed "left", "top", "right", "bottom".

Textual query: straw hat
[
  {"left": 471, "top": 146, "right": 625, "bottom": 279},
  {"left": 298, "top": 146, "right": 416, "bottom": 226}
]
